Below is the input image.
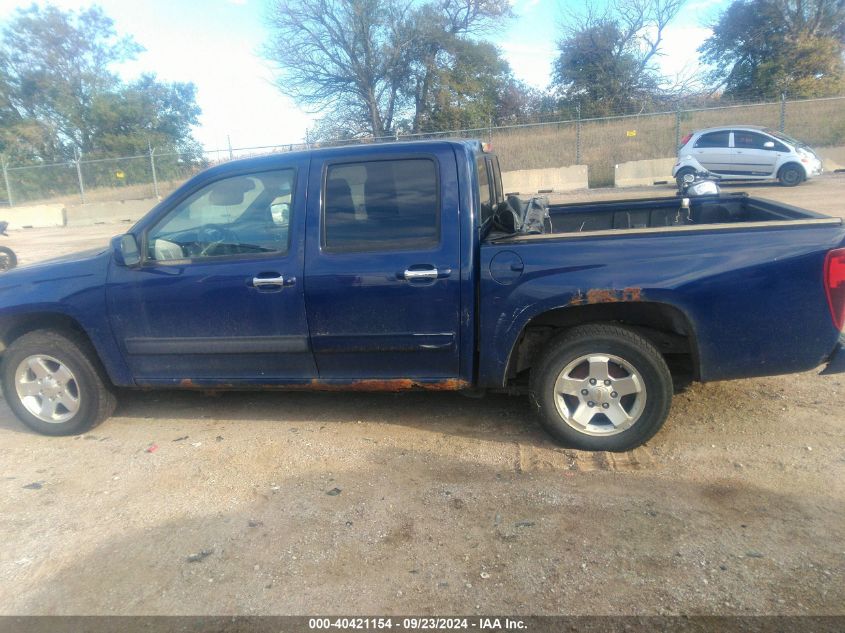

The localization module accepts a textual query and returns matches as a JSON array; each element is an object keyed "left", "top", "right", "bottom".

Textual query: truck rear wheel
[
  {"left": 529, "top": 325, "right": 673, "bottom": 452},
  {"left": 1, "top": 330, "right": 116, "bottom": 436}
]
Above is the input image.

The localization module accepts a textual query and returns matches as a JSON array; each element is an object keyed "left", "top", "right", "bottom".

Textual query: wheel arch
[
  {"left": 503, "top": 300, "right": 700, "bottom": 388},
  {"left": 0, "top": 311, "right": 121, "bottom": 386},
  {"left": 777, "top": 161, "right": 807, "bottom": 181}
]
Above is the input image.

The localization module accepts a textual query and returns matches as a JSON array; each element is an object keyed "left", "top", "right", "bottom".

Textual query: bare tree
[
  {"left": 264, "top": 0, "right": 413, "bottom": 137},
  {"left": 264, "top": 0, "right": 512, "bottom": 137}
]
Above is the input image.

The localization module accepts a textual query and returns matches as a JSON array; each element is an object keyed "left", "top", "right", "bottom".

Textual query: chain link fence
[{"left": 2, "top": 94, "right": 844, "bottom": 205}]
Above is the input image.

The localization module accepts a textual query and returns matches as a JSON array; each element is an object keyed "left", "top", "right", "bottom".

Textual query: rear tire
[
  {"left": 1, "top": 330, "right": 116, "bottom": 435},
  {"left": 778, "top": 164, "right": 804, "bottom": 187},
  {"left": 675, "top": 167, "right": 695, "bottom": 190},
  {"left": 529, "top": 325, "right": 673, "bottom": 451}
]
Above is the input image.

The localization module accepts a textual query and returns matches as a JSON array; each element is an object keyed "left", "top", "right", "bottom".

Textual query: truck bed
[{"left": 520, "top": 194, "right": 839, "bottom": 239}]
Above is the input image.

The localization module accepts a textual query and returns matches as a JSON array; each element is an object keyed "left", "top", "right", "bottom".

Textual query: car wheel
[
  {"left": 778, "top": 164, "right": 804, "bottom": 187},
  {"left": 0, "top": 247, "right": 16, "bottom": 272},
  {"left": 0, "top": 329, "right": 117, "bottom": 436},
  {"left": 529, "top": 324, "right": 673, "bottom": 452},
  {"left": 675, "top": 167, "right": 695, "bottom": 190}
]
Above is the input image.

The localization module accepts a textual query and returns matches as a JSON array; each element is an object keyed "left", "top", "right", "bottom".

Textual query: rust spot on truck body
[
  {"left": 305, "top": 378, "right": 470, "bottom": 392},
  {"left": 171, "top": 378, "right": 469, "bottom": 392},
  {"left": 570, "top": 287, "right": 643, "bottom": 305}
]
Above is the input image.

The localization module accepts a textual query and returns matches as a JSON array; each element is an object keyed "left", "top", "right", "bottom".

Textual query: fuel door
[{"left": 489, "top": 250, "right": 525, "bottom": 285}]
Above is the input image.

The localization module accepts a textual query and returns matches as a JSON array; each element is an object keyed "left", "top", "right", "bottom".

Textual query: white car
[{"left": 673, "top": 126, "right": 823, "bottom": 187}]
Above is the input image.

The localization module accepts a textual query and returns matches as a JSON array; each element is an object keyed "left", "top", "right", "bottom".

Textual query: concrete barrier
[
  {"left": 817, "top": 146, "right": 845, "bottom": 172},
  {"left": 3, "top": 204, "right": 66, "bottom": 229},
  {"left": 501, "top": 165, "right": 588, "bottom": 194},
  {"left": 65, "top": 198, "right": 158, "bottom": 227},
  {"left": 614, "top": 157, "right": 675, "bottom": 187}
]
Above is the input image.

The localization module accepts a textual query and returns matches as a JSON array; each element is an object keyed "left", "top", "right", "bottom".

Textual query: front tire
[
  {"left": 1, "top": 330, "right": 117, "bottom": 435},
  {"left": 778, "top": 164, "right": 804, "bottom": 187},
  {"left": 529, "top": 325, "right": 673, "bottom": 451}
]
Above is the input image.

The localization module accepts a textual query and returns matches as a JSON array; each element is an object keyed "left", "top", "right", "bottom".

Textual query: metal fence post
[
  {"left": 227, "top": 135, "right": 234, "bottom": 161},
  {"left": 780, "top": 93, "right": 786, "bottom": 132},
  {"left": 149, "top": 142, "right": 160, "bottom": 199},
  {"left": 75, "top": 150, "right": 86, "bottom": 204},
  {"left": 575, "top": 103, "right": 582, "bottom": 165},
  {"left": 1, "top": 157, "right": 12, "bottom": 207},
  {"left": 675, "top": 104, "right": 682, "bottom": 149}
]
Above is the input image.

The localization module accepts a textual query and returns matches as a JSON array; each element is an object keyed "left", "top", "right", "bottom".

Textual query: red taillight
[
  {"left": 825, "top": 248, "right": 845, "bottom": 331},
  {"left": 680, "top": 133, "right": 692, "bottom": 147}
]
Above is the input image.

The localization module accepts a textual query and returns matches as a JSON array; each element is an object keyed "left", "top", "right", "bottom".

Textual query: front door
[
  {"left": 303, "top": 148, "right": 462, "bottom": 380},
  {"left": 732, "top": 130, "right": 784, "bottom": 176},
  {"left": 107, "top": 160, "right": 316, "bottom": 385}
]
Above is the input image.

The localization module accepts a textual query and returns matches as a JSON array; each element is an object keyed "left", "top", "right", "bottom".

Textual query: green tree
[
  {"left": 699, "top": 0, "right": 845, "bottom": 99},
  {"left": 551, "top": 0, "right": 684, "bottom": 117},
  {"left": 89, "top": 75, "right": 202, "bottom": 157},
  {"left": 0, "top": 4, "right": 201, "bottom": 165}
]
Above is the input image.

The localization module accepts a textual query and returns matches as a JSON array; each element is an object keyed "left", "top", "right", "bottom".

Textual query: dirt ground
[{"left": 0, "top": 176, "right": 843, "bottom": 616}]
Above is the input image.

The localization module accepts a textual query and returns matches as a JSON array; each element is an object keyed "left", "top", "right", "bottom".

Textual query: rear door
[
  {"left": 303, "top": 147, "right": 462, "bottom": 380},
  {"left": 692, "top": 130, "right": 733, "bottom": 173},
  {"left": 732, "top": 130, "right": 786, "bottom": 176}
]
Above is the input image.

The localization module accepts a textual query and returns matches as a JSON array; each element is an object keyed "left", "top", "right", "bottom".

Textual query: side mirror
[
  {"left": 763, "top": 141, "right": 775, "bottom": 149},
  {"left": 112, "top": 234, "right": 141, "bottom": 267}
]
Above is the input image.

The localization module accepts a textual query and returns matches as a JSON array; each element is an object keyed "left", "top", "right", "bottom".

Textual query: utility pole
[{"left": 227, "top": 135, "right": 234, "bottom": 160}]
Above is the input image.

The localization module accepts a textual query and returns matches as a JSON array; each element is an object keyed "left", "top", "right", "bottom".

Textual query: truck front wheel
[
  {"left": 1, "top": 329, "right": 117, "bottom": 436},
  {"left": 529, "top": 325, "right": 673, "bottom": 451}
]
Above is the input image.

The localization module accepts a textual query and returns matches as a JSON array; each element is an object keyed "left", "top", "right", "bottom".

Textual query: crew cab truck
[{"left": 0, "top": 140, "right": 843, "bottom": 451}]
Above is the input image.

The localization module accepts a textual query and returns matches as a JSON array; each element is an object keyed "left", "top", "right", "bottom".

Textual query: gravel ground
[{"left": 0, "top": 176, "right": 843, "bottom": 616}]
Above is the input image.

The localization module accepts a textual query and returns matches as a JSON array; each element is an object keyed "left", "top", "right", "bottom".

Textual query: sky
[{"left": 0, "top": 0, "right": 728, "bottom": 153}]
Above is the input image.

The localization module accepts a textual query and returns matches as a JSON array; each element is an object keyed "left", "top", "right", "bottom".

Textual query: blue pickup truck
[{"left": 0, "top": 140, "right": 843, "bottom": 451}]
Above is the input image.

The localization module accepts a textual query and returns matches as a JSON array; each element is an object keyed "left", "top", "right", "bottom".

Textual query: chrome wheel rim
[
  {"left": 14, "top": 355, "right": 81, "bottom": 423},
  {"left": 553, "top": 353, "right": 646, "bottom": 436}
]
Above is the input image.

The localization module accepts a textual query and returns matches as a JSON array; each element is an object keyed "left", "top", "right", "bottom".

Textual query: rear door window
[
  {"left": 323, "top": 158, "right": 439, "bottom": 252},
  {"left": 694, "top": 131, "right": 730, "bottom": 148}
]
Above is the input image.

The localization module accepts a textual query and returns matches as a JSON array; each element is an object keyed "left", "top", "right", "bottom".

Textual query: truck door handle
[
  {"left": 403, "top": 268, "right": 439, "bottom": 280},
  {"left": 252, "top": 275, "right": 287, "bottom": 288}
]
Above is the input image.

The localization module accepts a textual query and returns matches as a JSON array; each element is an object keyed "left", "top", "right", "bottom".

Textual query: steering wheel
[{"left": 197, "top": 224, "right": 238, "bottom": 257}]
